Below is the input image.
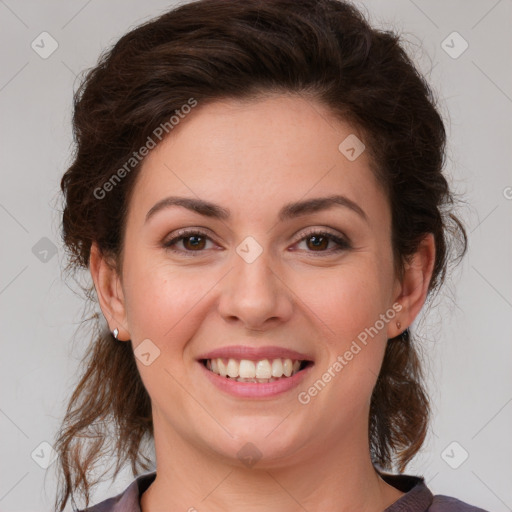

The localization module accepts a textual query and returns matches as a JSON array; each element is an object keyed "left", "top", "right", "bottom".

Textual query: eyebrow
[{"left": 145, "top": 194, "right": 368, "bottom": 224}]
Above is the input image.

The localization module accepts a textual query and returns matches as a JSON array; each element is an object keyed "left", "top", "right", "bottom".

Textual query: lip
[
  {"left": 199, "top": 359, "right": 314, "bottom": 398},
  {"left": 197, "top": 345, "right": 314, "bottom": 362}
]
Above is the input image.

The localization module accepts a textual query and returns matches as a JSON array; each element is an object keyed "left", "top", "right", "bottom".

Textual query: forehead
[{"left": 127, "top": 95, "right": 389, "bottom": 228}]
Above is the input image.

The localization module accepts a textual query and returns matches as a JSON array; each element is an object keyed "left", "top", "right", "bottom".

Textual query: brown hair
[{"left": 55, "top": 0, "right": 467, "bottom": 510}]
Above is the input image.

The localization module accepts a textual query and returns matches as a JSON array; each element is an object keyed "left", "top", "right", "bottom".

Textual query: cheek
[
  {"left": 298, "top": 258, "right": 393, "bottom": 402},
  {"left": 122, "top": 262, "right": 210, "bottom": 394},
  {"left": 301, "top": 260, "right": 393, "bottom": 340},
  {"left": 121, "top": 256, "right": 204, "bottom": 343}
]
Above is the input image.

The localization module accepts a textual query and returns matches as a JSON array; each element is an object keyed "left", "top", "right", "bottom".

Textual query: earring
[
  {"left": 112, "top": 328, "right": 119, "bottom": 339},
  {"left": 396, "top": 321, "right": 401, "bottom": 330}
]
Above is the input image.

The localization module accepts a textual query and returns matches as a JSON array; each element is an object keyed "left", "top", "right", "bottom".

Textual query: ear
[
  {"left": 387, "top": 233, "right": 436, "bottom": 339},
  {"left": 89, "top": 242, "right": 130, "bottom": 341}
]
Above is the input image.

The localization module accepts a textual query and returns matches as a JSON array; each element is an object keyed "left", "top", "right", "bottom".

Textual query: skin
[{"left": 90, "top": 94, "right": 435, "bottom": 512}]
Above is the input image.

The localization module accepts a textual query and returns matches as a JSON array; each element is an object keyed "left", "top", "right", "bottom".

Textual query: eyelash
[{"left": 162, "top": 228, "right": 351, "bottom": 257}]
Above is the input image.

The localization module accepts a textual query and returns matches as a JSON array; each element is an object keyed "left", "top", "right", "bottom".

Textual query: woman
[{"left": 54, "top": 0, "right": 485, "bottom": 510}]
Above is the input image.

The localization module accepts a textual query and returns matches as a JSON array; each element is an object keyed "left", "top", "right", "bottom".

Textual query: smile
[{"left": 202, "top": 357, "right": 312, "bottom": 383}]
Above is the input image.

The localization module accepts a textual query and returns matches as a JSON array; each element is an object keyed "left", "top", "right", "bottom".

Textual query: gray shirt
[{"left": 77, "top": 471, "right": 489, "bottom": 511}]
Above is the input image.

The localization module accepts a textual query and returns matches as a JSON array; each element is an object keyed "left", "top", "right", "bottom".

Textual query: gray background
[{"left": 1, "top": 0, "right": 511, "bottom": 510}]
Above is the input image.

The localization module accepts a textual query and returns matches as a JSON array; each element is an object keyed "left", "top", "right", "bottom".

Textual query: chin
[{"left": 202, "top": 416, "right": 310, "bottom": 467}]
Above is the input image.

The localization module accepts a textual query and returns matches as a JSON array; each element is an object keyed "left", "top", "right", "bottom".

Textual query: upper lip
[{"left": 197, "top": 345, "right": 314, "bottom": 362}]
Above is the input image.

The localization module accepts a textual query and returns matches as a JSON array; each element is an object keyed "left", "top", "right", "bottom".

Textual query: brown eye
[
  {"left": 181, "top": 234, "right": 207, "bottom": 251},
  {"left": 163, "top": 230, "right": 214, "bottom": 255},
  {"left": 305, "top": 234, "right": 330, "bottom": 251},
  {"left": 295, "top": 230, "right": 351, "bottom": 254}
]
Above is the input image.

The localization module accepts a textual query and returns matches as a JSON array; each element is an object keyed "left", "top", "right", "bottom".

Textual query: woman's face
[{"left": 114, "top": 95, "right": 404, "bottom": 466}]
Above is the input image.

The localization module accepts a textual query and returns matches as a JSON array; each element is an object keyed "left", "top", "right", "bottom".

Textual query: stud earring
[
  {"left": 396, "top": 321, "right": 401, "bottom": 330},
  {"left": 112, "top": 328, "right": 119, "bottom": 339}
]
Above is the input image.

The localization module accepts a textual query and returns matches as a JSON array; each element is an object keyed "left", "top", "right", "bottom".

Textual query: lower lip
[{"left": 199, "top": 361, "right": 314, "bottom": 398}]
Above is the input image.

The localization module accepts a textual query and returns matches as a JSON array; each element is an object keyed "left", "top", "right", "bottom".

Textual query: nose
[{"left": 217, "top": 249, "right": 294, "bottom": 331}]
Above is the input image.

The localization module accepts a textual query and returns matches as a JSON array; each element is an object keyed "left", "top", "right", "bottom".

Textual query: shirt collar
[
  {"left": 380, "top": 472, "right": 434, "bottom": 511},
  {"left": 103, "top": 470, "right": 433, "bottom": 512},
  {"left": 106, "top": 471, "right": 156, "bottom": 512}
]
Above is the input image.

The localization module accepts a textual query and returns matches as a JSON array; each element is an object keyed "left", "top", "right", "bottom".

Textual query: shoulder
[
  {"left": 75, "top": 489, "right": 128, "bottom": 512},
  {"left": 76, "top": 471, "right": 157, "bottom": 512},
  {"left": 76, "top": 495, "right": 121, "bottom": 512},
  {"left": 430, "top": 494, "right": 490, "bottom": 512},
  {"left": 378, "top": 470, "right": 490, "bottom": 512}
]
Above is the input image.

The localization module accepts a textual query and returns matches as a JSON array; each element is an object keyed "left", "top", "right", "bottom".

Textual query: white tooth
[
  {"left": 217, "top": 358, "right": 227, "bottom": 377},
  {"left": 208, "top": 357, "right": 300, "bottom": 379},
  {"left": 271, "top": 358, "right": 283, "bottom": 377},
  {"left": 239, "top": 359, "right": 256, "bottom": 378},
  {"left": 255, "top": 359, "right": 272, "bottom": 379},
  {"left": 283, "top": 358, "right": 293, "bottom": 377},
  {"left": 226, "top": 358, "right": 239, "bottom": 378}
]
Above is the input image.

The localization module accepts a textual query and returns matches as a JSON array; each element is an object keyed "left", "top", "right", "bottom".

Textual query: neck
[{"left": 140, "top": 414, "right": 404, "bottom": 512}]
